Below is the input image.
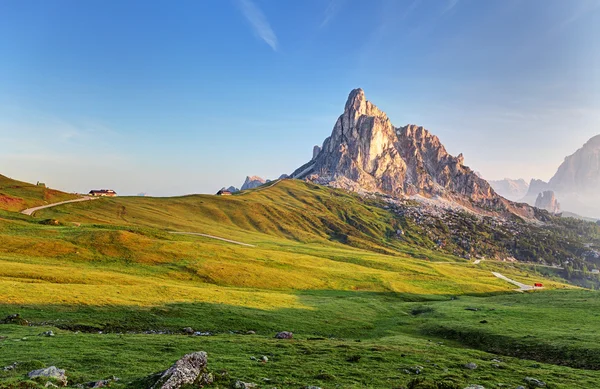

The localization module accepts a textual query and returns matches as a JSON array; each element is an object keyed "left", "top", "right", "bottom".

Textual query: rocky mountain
[
  {"left": 240, "top": 176, "right": 267, "bottom": 191},
  {"left": 291, "top": 88, "right": 512, "bottom": 212},
  {"left": 520, "top": 135, "right": 600, "bottom": 218},
  {"left": 548, "top": 135, "right": 600, "bottom": 193},
  {"left": 520, "top": 179, "right": 549, "bottom": 205},
  {"left": 488, "top": 178, "right": 529, "bottom": 202},
  {"left": 535, "top": 191, "right": 560, "bottom": 214}
]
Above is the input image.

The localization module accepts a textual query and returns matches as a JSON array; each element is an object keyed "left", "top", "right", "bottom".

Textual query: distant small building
[
  {"left": 89, "top": 189, "right": 117, "bottom": 197},
  {"left": 216, "top": 189, "right": 233, "bottom": 196}
]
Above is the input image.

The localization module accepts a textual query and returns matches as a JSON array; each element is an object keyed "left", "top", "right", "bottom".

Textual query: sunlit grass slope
[
  {"left": 0, "top": 174, "right": 78, "bottom": 212},
  {"left": 0, "top": 179, "right": 567, "bottom": 308}
]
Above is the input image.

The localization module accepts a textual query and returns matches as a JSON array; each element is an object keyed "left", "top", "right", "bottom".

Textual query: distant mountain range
[
  {"left": 491, "top": 135, "right": 600, "bottom": 218},
  {"left": 487, "top": 178, "right": 529, "bottom": 202},
  {"left": 232, "top": 89, "right": 598, "bottom": 220}
]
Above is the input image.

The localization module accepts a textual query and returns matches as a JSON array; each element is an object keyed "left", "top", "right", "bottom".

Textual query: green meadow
[{"left": 0, "top": 178, "right": 597, "bottom": 388}]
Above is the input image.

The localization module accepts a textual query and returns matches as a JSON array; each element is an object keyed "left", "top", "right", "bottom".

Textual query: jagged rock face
[
  {"left": 520, "top": 179, "right": 549, "bottom": 206},
  {"left": 292, "top": 89, "right": 498, "bottom": 204},
  {"left": 535, "top": 191, "right": 560, "bottom": 214},
  {"left": 240, "top": 176, "right": 266, "bottom": 190},
  {"left": 488, "top": 178, "right": 529, "bottom": 202},
  {"left": 312, "top": 145, "right": 321, "bottom": 160},
  {"left": 549, "top": 135, "right": 600, "bottom": 193}
]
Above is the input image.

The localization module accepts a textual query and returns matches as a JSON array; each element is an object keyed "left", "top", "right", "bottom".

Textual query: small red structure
[{"left": 534, "top": 283, "right": 543, "bottom": 288}]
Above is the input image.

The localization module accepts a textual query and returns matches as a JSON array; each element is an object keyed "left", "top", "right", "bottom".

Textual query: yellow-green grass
[
  {"left": 0, "top": 179, "right": 572, "bottom": 308},
  {"left": 0, "top": 174, "right": 79, "bottom": 212}
]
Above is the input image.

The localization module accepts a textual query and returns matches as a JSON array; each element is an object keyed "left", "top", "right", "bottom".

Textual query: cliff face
[
  {"left": 535, "top": 191, "right": 560, "bottom": 214},
  {"left": 292, "top": 89, "right": 500, "bottom": 206},
  {"left": 549, "top": 135, "right": 600, "bottom": 193}
]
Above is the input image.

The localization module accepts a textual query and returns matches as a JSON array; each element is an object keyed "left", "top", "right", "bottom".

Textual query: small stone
[
  {"left": 40, "top": 331, "right": 55, "bottom": 337},
  {"left": 246, "top": 330, "right": 256, "bottom": 335},
  {"left": 464, "top": 362, "right": 478, "bottom": 370},
  {"left": 234, "top": 381, "right": 257, "bottom": 389},
  {"left": 28, "top": 367, "right": 67, "bottom": 387},
  {"left": 524, "top": 377, "right": 546, "bottom": 387},
  {"left": 260, "top": 356, "right": 268, "bottom": 363},
  {"left": 45, "top": 382, "right": 59, "bottom": 388},
  {"left": 274, "top": 331, "right": 293, "bottom": 339},
  {"left": 463, "top": 386, "right": 485, "bottom": 389},
  {"left": 182, "top": 327, "right": 194, "bottom": 335}
]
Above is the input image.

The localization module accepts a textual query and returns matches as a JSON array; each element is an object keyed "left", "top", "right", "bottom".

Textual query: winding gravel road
[
  {"left": 20, "top": 197, "right": 96, "bottom": 216},
  {"left": 492, "top": 271, "right": 534, "bottom": 291}
]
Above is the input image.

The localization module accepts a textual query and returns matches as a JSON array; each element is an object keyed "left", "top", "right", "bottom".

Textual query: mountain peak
[{"left": 291, "top": 89, "right": 501, "bottom": 208}]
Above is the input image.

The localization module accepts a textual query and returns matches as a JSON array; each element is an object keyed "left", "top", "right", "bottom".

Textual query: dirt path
[
  {"left": 21, "top": 197, "right": 96, "bottom": 216},
  {"left": 169, "top": 232, "right": 255, "bottom": 247},
  {"left": 492, "top": 271, "right": 534, "bottom": 291}
]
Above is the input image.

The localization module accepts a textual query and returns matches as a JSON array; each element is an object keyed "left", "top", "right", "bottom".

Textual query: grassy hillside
[
  {"left": 0, "top": 178, "right": 596, "bottom": 388},
  {"left": 0, "top": 174, "right": 79, "bottom": 212}
]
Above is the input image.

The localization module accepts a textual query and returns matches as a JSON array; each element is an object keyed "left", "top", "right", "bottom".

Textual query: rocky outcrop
[
  {"left": 151, "top": 352, "right": 212, "bottom": 389},
  {"left": 240, "top": 176, "right": 267, "bottom": 190},
  {"left": 549, "top": 135, "right": 600, "bottom": 192},
  {"left": 520, "top": 179, "right": 549, "bottom": 206},
  {"left": 28, "top": 367, "right": 67, "bottom": 386},
  {"left": 488, "top": 178, "right": 529, "bottom": 202},
  {"left": 535, "top": 191, "right": 560, "bottom": 214},
  {"left": 291, "top": 89, "right": 501, "bottom": 207},
  {"left": 312, "top": 145, "right": 322, "bottom": 160}
]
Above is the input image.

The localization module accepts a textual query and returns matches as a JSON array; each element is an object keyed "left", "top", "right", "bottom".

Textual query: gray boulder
[
  {"left": 275, "top": 331, "right": 293, "bottom": 339},
  {"left": 233, "top": 381, "right": 257, "bottom": 389},
  {"left": 152, "top": 352, "right": 211, "bottom": 389},
  {"left": 464, "top": 362, "right": 478, "bottom": 370},
  {"left": 524, "top": 377, "right": 546, "bottom": 387},
  {"left": 28, "top": 367, "right": 67, "bottom": 386}
]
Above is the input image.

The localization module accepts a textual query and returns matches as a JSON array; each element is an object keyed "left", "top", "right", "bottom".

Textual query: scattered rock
[
  {"left": 182, "top": 327, "right": 194, "bottom": 335},
  {"left": 464, "top": 362, "right": 478, "bottom": 370},
  {"left": 250, "top": 356, "right": 256, "bottom": 361},
  {"left": 151, "top": 351, "right": 210, "bottom": 389},
  {"left": 40, "top": 330, "right": 55, "bottom": 337},
  {"left": 274, "top": 331, "right": 293, "bottom": 339},
  {"left": 246, "top": 330, "right": 256, "bottom": 335},
  {"left": 479, "top": 320, "right": 488, "bottom": 324},
  {"left": 3, "top": 362, "right": 18, "bottom": 371},
  {"left": 1, "top": 313, "right": 29, "bottom": 325},
  {"left": 28, "top": 367, "right": 67, "bottom": 387},
  {"left": 463, "top": 386, "right": 485, "bottom": 389},
  {"left": 45, "top": 382, "right": 59, "bottom": 388},
  {"left": 524, "top": 377, "right": 546, "bottom": 387},
  {"left": 82, "top": 376, "right": 120, "bottom": 388},
  {"left": 260, "top": 356, "right": 269, "bottom": 363},
  {"left": 304, "top": 387, "right": 322, "bottom": 389},
  {"left": 465, "top": 307, "right": 479, "bottom": 311},
  {"left": 516, "top": 386, "right": 526, "bottom": 389},
  {"left": 233, "top": 381, "right": 257, "bottom": 389},
  {"left": 193, "top": 331, "right": 212, "bottom": 336},
  {"left": 491, "top": 359, "right": 502, "bottom": 363}
]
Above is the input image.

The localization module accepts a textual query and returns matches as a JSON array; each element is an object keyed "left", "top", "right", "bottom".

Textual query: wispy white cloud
[
  {"left": 559, "top": 0, "right": 600, "bottom": 27},
  {"left": 237, "top": 0, "right": 278, "bottom": 51},
  {"left": 442, "top": 0, "right": 459, "bottom": 15},
  {"left": 320, "top": 0, "right": 344, "bottom": 28}
]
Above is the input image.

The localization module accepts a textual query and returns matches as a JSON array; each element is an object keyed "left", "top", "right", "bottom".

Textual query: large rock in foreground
[
  {"left": 152, "top": 352, "right": 212, "bottom": 389},
  {"left": 28, "top": 366, "right": 67, "bottom": 386}
]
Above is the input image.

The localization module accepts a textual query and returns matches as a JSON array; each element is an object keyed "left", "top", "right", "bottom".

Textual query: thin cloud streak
[
  {"left": 320, "top": 0, "right": 344, "bottom": 28},
  {"left": 237, "top": 0, "right": 278, "bottom": 51}
]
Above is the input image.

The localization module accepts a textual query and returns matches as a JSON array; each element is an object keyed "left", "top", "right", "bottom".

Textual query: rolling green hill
[
  {"left": 0, "top": 174, "right": 79, "bottom": 212},
  {"left": 0, "top": 178, "right": 598, "bottom": 388}
]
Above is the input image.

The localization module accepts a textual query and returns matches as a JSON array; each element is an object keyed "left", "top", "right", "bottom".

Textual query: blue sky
[{"left": 0, "top": 0, "right": 598, "bottom": 196}]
